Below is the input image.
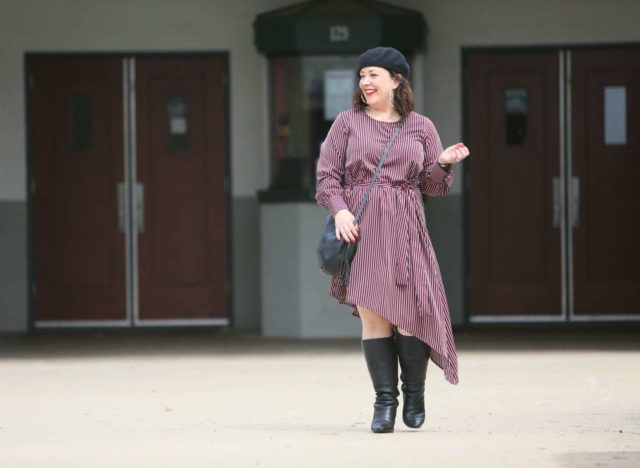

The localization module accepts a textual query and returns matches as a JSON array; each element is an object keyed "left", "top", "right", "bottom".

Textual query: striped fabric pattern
[{"left": 316, "top": 109, "right": 459, "bottom": 385}]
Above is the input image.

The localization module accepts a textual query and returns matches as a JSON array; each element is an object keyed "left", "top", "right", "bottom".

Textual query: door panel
[
  {"left": 136, "top": 57, "right": 228, "bottom": 321},
  {"left": 468, "top": 51, "right": 561, "bottom": 317},
  {"left": 571, "top": 49, "right": 640, "bottom": 316},
  {"left": 32, "top": 58, "right": 126, "bottom": 322}
]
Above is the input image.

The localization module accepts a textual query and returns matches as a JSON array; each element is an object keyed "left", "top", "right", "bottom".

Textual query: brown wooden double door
[
  {"left": 467, "top": 48, "right": 640, "bottom": 321},
  {"left": 30, "top": 56, "right": 229, "bottom": 326}
]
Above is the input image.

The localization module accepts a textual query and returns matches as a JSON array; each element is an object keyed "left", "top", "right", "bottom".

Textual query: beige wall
[
  {"left": 0, "top": 0, "right": 294, "bottom": 200},
  {"left": 1, "top": 0, "right": 639, "bottom": 331},
  {"left": 2, "top": 0, "right": 639, "bottom": 199}
]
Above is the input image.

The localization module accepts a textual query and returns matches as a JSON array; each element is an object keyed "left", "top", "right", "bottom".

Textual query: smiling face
[{"left": 359, "top": 66, "right": 400, "bottom": 110}]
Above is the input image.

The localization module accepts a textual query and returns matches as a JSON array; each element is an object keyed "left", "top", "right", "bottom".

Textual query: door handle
[
  {"left": 135, "top": 182, "right": 145, "bottom": 234},
  {"left": 117, "top": 182, "right": 125, "bottom": 233},
  {"left": 571, "top": 176, "right": 580, "bottom": 228},
  {"left": 552, "top": 177, "right": 561, "bottom": 229}
]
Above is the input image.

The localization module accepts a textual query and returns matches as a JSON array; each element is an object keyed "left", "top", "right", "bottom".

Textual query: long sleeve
[
  {"left": 315, "top": 112, "right": 350, "bottom": 215},
  {"left": 419, "top": 119, "right": 454, "bottom": 197}
]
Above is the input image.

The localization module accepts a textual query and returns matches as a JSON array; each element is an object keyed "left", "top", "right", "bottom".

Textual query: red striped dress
[{"left": 316, "top": 108, "right": 459, "bottom": 385}]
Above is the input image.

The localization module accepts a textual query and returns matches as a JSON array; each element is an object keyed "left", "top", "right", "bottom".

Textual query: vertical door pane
[
  {"left": 168, "top": 95, "right": 189, "bottom": 151},
  {"left": 604, "top": 86, "right": 627, "bottom": 145},
  {"left": 70, "top": 93, "right": 92, "bottom": 151},
  {"left": 505, "top": 88, "right": 528, "bottom": 145}
]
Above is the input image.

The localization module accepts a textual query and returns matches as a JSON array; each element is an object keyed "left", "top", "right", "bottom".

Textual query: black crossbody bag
[{"left": 317, "top": 117, "right": 405, "bottom": 285}]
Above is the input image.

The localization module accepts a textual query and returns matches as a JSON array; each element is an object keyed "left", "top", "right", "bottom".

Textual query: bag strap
[{"left": 353, "top": 117, "right": 405, "bottom": 224}]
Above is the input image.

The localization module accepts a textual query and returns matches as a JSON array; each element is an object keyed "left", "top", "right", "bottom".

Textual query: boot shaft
[
  {"left": 396, "top": 333, "right": 430, "bottom": 392},
  {"left": 361, "top": 337, "right": 399, "bottom": 401},
  {"left": 361, "top": 336, "right": 399, "bottom": 433}
]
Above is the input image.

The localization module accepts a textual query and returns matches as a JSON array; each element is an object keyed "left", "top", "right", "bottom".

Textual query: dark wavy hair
[{"left": 352, "top": 71, "right": 415, "bottom": 116}]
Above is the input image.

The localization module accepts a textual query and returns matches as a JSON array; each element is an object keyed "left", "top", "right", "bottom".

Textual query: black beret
[{"left": 358, "top": 47, "right": 410, "bottom": 79}]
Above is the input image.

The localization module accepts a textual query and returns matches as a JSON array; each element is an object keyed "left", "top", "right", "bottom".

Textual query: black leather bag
[
  {"left": 317, "top": 215, "right": 358, "bottom": 282},
  {"left": 317, "top": 117, "right": 405, "bottom": 285}
]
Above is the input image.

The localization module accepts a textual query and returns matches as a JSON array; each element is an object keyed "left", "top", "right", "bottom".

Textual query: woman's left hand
[{"left": 438, "top": 143, "right": 470, "bottom": 165}]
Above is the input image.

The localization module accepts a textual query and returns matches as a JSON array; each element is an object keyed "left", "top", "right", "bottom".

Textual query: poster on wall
[{"left": 324, "top": 70, "right": 355, "bottom": 121}]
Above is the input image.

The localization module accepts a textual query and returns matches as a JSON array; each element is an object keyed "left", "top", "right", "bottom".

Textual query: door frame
[
  {"left": 25, "top": 51, "right": 232, "bottom": 329},
  {"left": 462, "top": 43, "right": 640, "bottom": 325}
]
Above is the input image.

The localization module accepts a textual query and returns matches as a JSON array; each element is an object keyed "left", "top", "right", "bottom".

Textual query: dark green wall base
[
  {"left": 0, "top": 201, "right": 28, "bottom": 331},
  {"left": 425, "top": 194, "right": 465, "bottom": 325},
  {"left": 231, "top": 196, "right": 261, "bottom": 330}
]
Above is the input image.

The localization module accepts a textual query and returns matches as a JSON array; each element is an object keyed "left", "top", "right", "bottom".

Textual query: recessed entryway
[
  {"left": 28, "top": 54, "right": 230, "bottom": 327},
  {"left": 466, "top": 47, "right": 640, "bottom": 322}
]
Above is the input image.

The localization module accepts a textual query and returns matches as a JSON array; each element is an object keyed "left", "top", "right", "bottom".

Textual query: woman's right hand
[{"left": 335, "top": 209, "right": 359, "bottom": 243}]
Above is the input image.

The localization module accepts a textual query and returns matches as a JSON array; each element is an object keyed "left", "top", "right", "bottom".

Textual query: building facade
[{"left": 1, "top": 0, "right": 638, "bottom": 333}]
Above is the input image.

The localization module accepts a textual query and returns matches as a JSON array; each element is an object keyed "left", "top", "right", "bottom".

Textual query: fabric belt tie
[
  {"left": 345, "top": 179, "right": 433, "bottom": 318},
  {"left": 389, "top": 181, "right": 434, "bottom": 319},
  {"left": 388, "top": 181, "right": 417, "bottom": 287}
]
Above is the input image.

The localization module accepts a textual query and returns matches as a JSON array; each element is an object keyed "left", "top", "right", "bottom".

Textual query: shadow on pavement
[
  {"left": 557, "top": 451, "right": 640, "bottom": 468},
  {"left": 0, "top": 325, "right": 638, "bottom": 360}
]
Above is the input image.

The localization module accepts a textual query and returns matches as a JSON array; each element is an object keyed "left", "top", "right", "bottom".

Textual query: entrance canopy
[{"left": 254, "top": 0, "right": 427, "bottom": 55}]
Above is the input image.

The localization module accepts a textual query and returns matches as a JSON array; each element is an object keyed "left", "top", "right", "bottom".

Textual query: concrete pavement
[{"left": 0, "top": 328, "right": 639, "bottom": 467}]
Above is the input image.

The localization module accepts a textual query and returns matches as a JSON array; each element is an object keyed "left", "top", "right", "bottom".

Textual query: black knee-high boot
[
  {"left": 396, "top": 333, "right": 430, "bottom": 428},
  {"left": 361, "top": 337, "right": 399, "bottom": 433}
]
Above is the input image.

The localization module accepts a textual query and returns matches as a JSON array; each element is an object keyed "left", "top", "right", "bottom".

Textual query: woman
[{"left": 315, "top": 47, "right": 469, "bottom": 434}]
